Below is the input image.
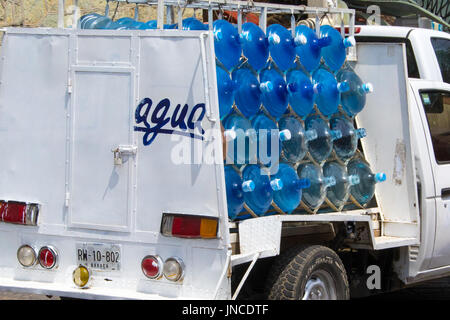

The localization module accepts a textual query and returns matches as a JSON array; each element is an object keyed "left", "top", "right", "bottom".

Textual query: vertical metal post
[
  {"left": 73, "top": 0, "right": 80, "bottom": 29},
  {"left": 157, "top": 0, "right": 165, "bottom": 29},
  {"left": 105, "top": 0, "right": 110, "bottom": 17},
  {"left": 58, "top": 0, "right": 65, "bottom": 28},
  {"left": 315, "top": 10, "right": 320, "bottom": 36},
  {"left": 177, "top": 5, "right": 183, "bottom": 30},
  {"left": 237, "top": 6, "right": 242, "bottom": 33},
  {"left": 208, "top": 6, "right": 213, "bottom": 30},
  {"left": 134, "top": 4, "right": 139, "bottom": 20},
  {"left": 166, "top": 5, "right": 174, "bottom": 24},
  {"left": 291, "top": 11, "right": 296, "bottom": 37},
  {"left": 259, "top": 7, "right": 267, "bottom": 33}
]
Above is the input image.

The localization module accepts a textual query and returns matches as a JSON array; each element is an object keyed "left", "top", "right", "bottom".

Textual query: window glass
[
  {"left": 431, "top": 38, "right": 450, "bottom": 84},
  {"left": 406, "top": 40, "right": 420, "bottom": 78},
  {"left": 420, "top": 91, "right": 450, "bottom": 163}
]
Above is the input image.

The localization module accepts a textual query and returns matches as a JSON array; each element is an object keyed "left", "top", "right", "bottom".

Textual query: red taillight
[
  {"left": 38, "top": 246, "right": 57, "bottom": 269},
  {"left": 1, "top": 201, "right": 26, "bottom": 224},
  {"left": 141, "top": 255, "right": 163, "bottom": 279},
  {"left": 0, "top": 201, "right": 39, "bottom": 226},
  {"left": 161, "top": 213, "right": 218, "bottom": 239},
  {"left": 335, "top": 26, "right": 361, "bottom": 34}
]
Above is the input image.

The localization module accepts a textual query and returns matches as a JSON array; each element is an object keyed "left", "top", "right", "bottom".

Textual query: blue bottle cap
[{"left": 375, "top": 173, "right": 387, "bottom": 183}]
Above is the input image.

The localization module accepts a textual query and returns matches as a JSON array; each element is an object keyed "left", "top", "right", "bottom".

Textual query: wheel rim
[{"left": 302, "top": 269, "right": 337, "bottom": 300}]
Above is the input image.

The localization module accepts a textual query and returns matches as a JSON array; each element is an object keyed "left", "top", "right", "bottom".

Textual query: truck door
[
  {"left": 411, "top": 81, "right": 450, "bottom": 269},
  {"left": 68, "top": 67, "right": 135, "bottom": 232}
]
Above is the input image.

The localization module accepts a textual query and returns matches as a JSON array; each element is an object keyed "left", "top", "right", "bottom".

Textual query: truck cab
[{"left": 355, "top": 25, "right": 450, "bottom": 283}]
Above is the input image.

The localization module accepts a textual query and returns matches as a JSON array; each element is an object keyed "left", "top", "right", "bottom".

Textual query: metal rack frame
[{"left": 58, "top": 0, "right": 356, "bottom": 38}]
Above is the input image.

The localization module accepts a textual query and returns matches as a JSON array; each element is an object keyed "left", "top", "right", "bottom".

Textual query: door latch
[{"left": 111, "top": 145, "right": 137, "bottom": 166}]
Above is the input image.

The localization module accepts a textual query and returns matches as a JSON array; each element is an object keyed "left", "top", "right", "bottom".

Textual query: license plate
[{"left": 76, "top": 243, "right": 121, "bottom": 271}]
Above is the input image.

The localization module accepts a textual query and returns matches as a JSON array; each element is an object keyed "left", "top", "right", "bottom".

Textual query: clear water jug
[
  {"left": 330, "top": 116, "right": 366, "bottom": 161},
  {"left": 347, "top": 159, "right": 386, "bottom": 205},
  {"left": 297, "top": 162, "right": 336, "bottom": 210},
  {"left": 323, "top": 161, "right": 360, "bottom": 208},
  {"left": 278, "top": 116, "right": 317, "bottom": 163},
  {"left": 305, "top": 115, "right": 342, "bottom": 163}
]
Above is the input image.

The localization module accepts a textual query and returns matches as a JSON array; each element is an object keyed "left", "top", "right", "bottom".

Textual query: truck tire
[{"left": 266, "top": 245, "right": 349, "bottom": 300}]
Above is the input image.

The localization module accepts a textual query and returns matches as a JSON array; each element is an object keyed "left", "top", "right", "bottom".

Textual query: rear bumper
[{"left": 0, "top": 278, "right": 198, "bottom": 300}]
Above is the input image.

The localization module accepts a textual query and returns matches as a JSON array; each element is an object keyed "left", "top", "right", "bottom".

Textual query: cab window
[
  {"left": 420, "top": 91, "right": 450, "bottom": 163},
  {"left": 431, "top": 38, "right": 450, "bottom": 84}
]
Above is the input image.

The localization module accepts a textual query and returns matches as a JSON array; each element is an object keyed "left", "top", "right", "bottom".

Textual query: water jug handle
[
  {"left": 295, "top": 178, "right": 311, "bottom": 190},
  {"left": 343, "top": 36, "right": 356, "bottom": 48},
  {"left": 260, "top": 81, "right": 274, "bottom": 93},
  {"left": 270, "top": 178, "right": 284, "bottom": 191},
  {"left": 323, "top": 176, "right": 336, "bottom": 188},
  {"left": 242, "top": 180, "right": 255, "bottom": 192},
  {"left": 348, "top": 174, "right": 360, "bottom": 186},
  {"left": 268, "top": 33, "right": 281, "bottom": 45},
  {"left": 305, "top": 129, "right": 318, "bottom": 142},
  {"left": 356, "top": 128, "right": 367, "bottom": 139}
]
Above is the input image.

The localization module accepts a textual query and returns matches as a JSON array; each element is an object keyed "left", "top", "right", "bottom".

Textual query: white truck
[{"left": 0, "top": 0, "right": 448, "bottom": 300}]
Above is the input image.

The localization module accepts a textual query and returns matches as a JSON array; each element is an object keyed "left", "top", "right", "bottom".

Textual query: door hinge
[{"left": 65, "top": 192, "right": 70, "bottom": 207}]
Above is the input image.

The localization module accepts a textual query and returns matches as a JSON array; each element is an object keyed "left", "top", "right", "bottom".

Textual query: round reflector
[
  {"left": 38, "top": 246, "right": 57, "bottom": 269},
  {"left": 73, "top": 265, "right": 90, "bottom": 288},
  {"left": 141, "top": 255, "right": 163, "bottom": 279},
  {"left": 17, "top": 245, "right": 36, "bottom": 267},
  {"left": 163, "top": 257, "right": 185, "bottom": 282}
]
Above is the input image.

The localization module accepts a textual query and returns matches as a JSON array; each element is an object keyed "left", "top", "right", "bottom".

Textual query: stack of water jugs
[
  {"left": 79, "top": 13, "right": 386, "bottom": 220},
  {"left": 214, "top": 19, "right": 386, "bottom": 220}
]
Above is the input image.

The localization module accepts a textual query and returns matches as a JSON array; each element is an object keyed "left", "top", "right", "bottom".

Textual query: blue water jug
[
  {"left": 297, "top": 162, "right": 336, "bottom": 210},
  {"left": 240, "top": 22, "right": 269, "bottom": 71},
  {"left": 222, "top": 112, "right": 257, "bottom": 166},
  {"left": 319, "top": 25, "right": 355, "bottom": 71},
  {"left": 216, "top": 65, "right": 237, "bottom": 119},
  {"left": 115, "top": 17, "right": 136, "bottom": 28},
  {"left": 286, "top": 69, "right": 317, "bottom": 118},
  {"left": 272, "top": 163, "right": 310, "bottom": 213},
  {"left": 336, "top": 65, "right": 373, "bottom": 116},
  {"left": 242, "top": 164, "right": 283, "bottom": 216},
  {"left": 83, "top": 15, "right": 115, "bottom": 29},
  {"left": 330, "top": 116, "right": 366, "bottom": 161},
  {"left": 252, "top": 113, "right": 290, "bottom": 166},
  {"left": 266, "top": 24, "right": 296, "bottom": 71},
  {"left": 213, "top": 20, "right": 242, "bottom": 70},
  {"left": 232, "top": 66, "right": 261, "bottom": 118},
  {"left": 294, "top": 25, "right": 331, "bottom": 72},
  {"left": 224, "top": 166, "right": 255, "bottom": 220},
  {"left": 143, "top": 19, "right": 178, "bottom": 29},
  {"left": 182, "top": 17, "right": 208, "bottom": 30},
  {"left": 259, "top": 67, "right": 289, "bottom": 119},
  {"left": 312, "top": 67, "right": 349, "bottom": 117},
  {"left": 347, "top": 159, "right": 386, "bottom": 206},
  {"left": 305, "top": 115, "right": 342, "bottom": 163},
  {"left": 79, "top": 13, "right": 101, "bottom": 29},
  {"left": 278, "top": 116, "right": 318, "bottom": 163},
  {"left": 323, "top": 161, "right": 361, "bottom": 208}
]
